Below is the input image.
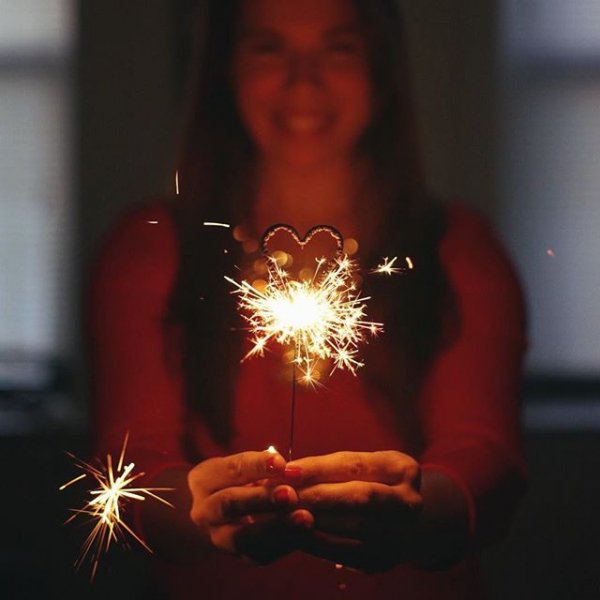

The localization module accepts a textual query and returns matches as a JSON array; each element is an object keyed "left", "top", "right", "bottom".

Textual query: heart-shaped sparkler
[{"left": 261, "top": 224, "right": 344, "bottom": 278}]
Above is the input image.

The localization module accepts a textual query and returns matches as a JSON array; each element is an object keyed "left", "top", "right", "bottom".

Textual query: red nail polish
[
  {"left": 273, "top": 488, "right": 290, "bottom": 505},
  {"left": 266, "top": 456, "right": 277, "bottom": 473},
  {"left": 284, "top": 465, "right": 302, "bottom": 484}
]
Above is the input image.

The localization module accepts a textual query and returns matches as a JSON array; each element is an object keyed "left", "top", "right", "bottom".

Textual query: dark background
[{"left": 2, "top": 1, "right": 599, "bottom": 598}]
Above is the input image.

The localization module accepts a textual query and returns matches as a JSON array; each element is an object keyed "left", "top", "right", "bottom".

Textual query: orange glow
[
  {"left": 233, "top": 225, "right": 250, "bottom": 241},
  {"left": 253, "top": 258, "right": 269, "bottom": 275},
  {"left": 343, "top": 238, "right": 359, "bottom": 256},
  {"left": 252, "top": 279, "right": 268, "bottom": 292},
  {"left": 243, "top": 239, "right": 260, "bottom": 253}
]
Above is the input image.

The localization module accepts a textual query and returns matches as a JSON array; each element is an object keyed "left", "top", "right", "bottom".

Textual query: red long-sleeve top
[{"left": 87, "top": 201, "right": 528, "bottom": 599}]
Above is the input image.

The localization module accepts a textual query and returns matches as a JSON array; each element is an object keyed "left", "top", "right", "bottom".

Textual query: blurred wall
[
  {"left": 78, "top": 0, "right": 177, "bottom": 264},
  {"left": 496, "top": 1, "right": 600, "bottom": 377},
  {"left": 402, "top": 0, "right": 498, "bottom": 215}
]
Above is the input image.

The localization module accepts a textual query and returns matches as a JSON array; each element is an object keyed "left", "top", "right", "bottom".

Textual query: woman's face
[{"left": 231, "top": 0, "right": 374, "bottom": 169}]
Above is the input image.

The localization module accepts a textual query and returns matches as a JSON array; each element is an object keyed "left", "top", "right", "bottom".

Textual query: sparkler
[
  {"left": 226, "top": 252, "right": 382, "bottom": 379},
  {"left": 61, "top": 433, "right": 174, "bottom": 580},
  {"left": 226, "top": 224, "right": 383, "bottom": 459}
]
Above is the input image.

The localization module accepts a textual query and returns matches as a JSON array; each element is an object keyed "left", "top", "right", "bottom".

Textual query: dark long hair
[{"left": 167, "top": 0, "right": 453, "bottom": 451}]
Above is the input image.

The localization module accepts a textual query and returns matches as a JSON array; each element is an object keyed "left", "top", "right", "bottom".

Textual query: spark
[
  {"left": 175, "top": 170, "right": 180, "bottom": 195},
  {"left": 61, "top": 433, "right": 174, "bottom": 579},
  {"left": 546, "top": 248, "right": 555, "bottom": 258},
  {"left": 225, "top": 255, "right": 383, "bottom": 382},
  {"left": 372, "top": 256, "right": 401, "bottom": 275},
  {"left": 203, "top": 222, "right": 231, "bottom": 229},
  {"left": 266, "top": 446, "right": 278, "bottom": 455},
  {"left": 371, "top": 256, "right": 414, "bottom": 275}
]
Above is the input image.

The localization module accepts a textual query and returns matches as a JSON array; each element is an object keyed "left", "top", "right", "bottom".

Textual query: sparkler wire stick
[{"left": 289, "top": 347, "right": 297, "bottom": 461}]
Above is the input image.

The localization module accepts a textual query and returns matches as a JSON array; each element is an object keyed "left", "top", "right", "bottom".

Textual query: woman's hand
[
  {"left": 285, "top": 450, "right": 423, "bottom": 572},
  {"left": 188, "top": 450, "right": 314, "bottom": 564}
]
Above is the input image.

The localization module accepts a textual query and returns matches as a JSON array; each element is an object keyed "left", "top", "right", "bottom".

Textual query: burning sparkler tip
[{"left": 227, "top": 249, "right": 382, "bottom": 380}]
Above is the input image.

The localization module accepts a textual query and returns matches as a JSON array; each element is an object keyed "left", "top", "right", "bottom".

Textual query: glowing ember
[
  {"left": 61, "top": 433, "right": 174, "bottom": 580},
  {"left": 226, "top": 254, "right": 382, "bottom": 383}
]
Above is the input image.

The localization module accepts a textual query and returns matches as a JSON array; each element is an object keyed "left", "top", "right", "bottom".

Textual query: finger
[
  {"left": 312, "top": 511, "right": 417, "bottom": 540},
  {"left": 300, "top": 530, "right": 367, "bottom": 571},
  {"left": 286, "top": 508, "right": 315, "bottom": 530},
  {"left": 244, "top": 508, "right": 315, "bottom": 530},
  {"left": 286, "top": 451, "right": 420, "bottom": 487},
  {"left": 298, "top": 481, "right": 422, "bottom": 511},
  {"left": 312, "top": 513, "right": 367, "bottom": 539},
  {"left": 202, "top": 485, "right": 298, "bottom": 525},
  {"left": 232, "top": 516, "right": 311, "bottom": 565},
  {"left": 196, "top": 450, "right": 286, "bottom": 494}
]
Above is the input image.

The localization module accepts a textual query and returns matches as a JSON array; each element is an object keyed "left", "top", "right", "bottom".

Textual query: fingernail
[
  {"left": 290, "top": 512, "right": 312, "bottom": 529},
  {"left": 273, "top": 488, "right": 291, "bottom": 505},
  {"left": 284, "top": 465, "right": 302, "bottom": 485}
]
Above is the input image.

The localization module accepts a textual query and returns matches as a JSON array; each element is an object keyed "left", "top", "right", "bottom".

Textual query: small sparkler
[
  {"left": 226, "top": 225, "right": 383, "bottom": 459},
  {"left": 61, "top": 433, "right": 174, "bottom": 580}
]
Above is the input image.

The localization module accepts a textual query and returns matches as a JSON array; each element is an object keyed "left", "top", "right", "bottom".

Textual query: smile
[{"left": 275, "top": 111, "right": 332, "bottom": 135}]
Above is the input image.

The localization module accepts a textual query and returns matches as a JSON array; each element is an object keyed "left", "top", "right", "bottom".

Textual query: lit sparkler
[
  {"left": 61, "top": 433, "right": 174, "bottom": 580},
  {"left": 226, "top": 253, "right": 382, "bottom": 381},
  {"left": 226, "top": 225, "right": 383, "bottom": 459}
]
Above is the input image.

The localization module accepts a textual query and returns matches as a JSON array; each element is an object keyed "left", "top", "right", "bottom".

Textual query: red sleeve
[
  {"left": 86, "top": 202, "right": 191, "bottom": 477},
  {"left": 419, "top": 204, "right": 529, "bottom": 549}
]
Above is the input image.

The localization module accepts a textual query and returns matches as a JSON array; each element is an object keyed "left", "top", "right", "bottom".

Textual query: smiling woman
[
  {"left": 231, "top": 0, "right": 373, "bottom": 172},
  {"left": 89, "top": 1, "right": 528, "bottom": 598}
]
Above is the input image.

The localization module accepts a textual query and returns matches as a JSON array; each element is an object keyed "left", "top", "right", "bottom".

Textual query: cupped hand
[
  {"left": 285, "top": 450, "right": 423, "bottom": 572},
  {"left": 188, "top": 450, "right": 314, "bottom": 564}
]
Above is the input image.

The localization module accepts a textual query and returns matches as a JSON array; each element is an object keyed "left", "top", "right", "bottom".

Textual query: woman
[{"left": 89, "top": 0, "right": 528, "bottom": 597}]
